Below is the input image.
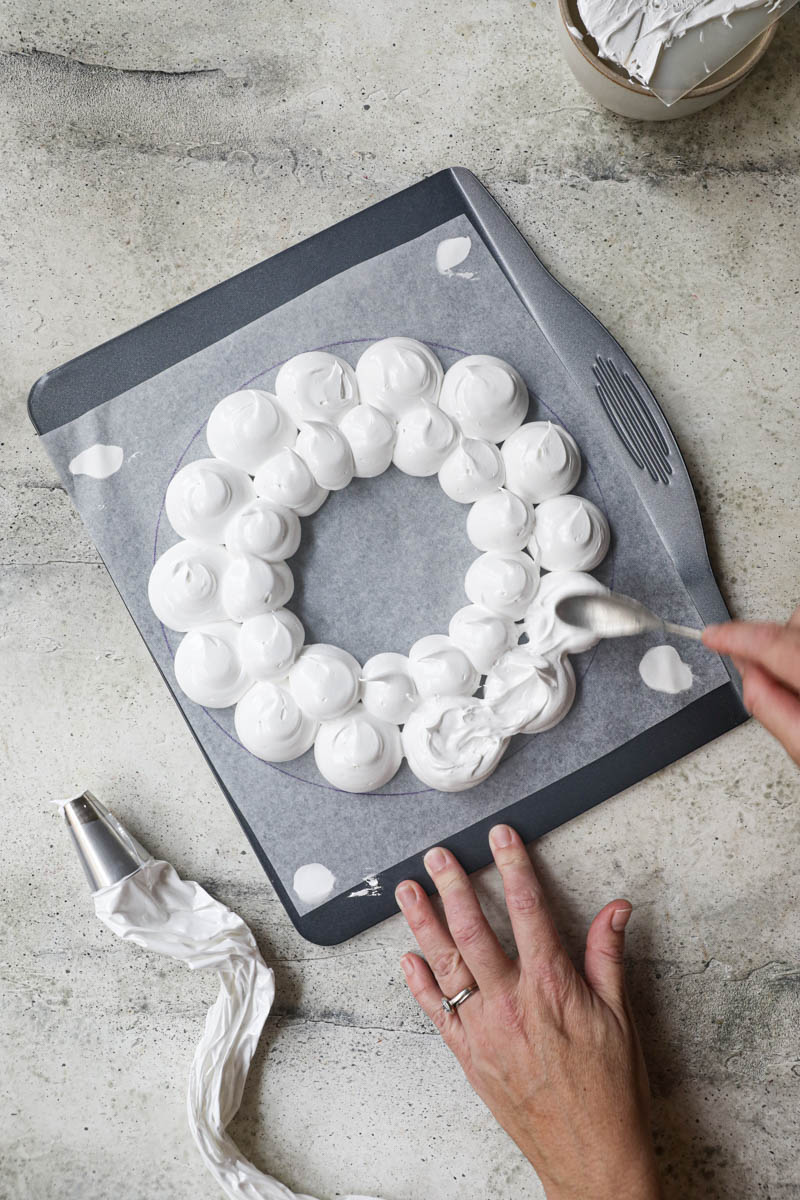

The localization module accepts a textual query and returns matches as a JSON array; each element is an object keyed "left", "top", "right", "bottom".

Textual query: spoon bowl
[{"left": 555, "top": 592, "right": 704, "bottom": 642}]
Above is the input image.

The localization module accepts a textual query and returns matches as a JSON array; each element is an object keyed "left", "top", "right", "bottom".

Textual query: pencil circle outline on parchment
[{"left": 153, "top": 337, "right": 616, "bottom": 796}]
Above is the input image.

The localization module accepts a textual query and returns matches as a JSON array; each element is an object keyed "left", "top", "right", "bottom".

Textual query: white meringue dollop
[
  {"left": 439, "top": 355, "right": 528, "bottom": 442},
  {"left": 448, "top": 604, "right": 517, "bottom": 674},
  {"left": 206, "top": 389, "right": 296, "bottom": 474},
  {"left": 174, "top": 621, "right": 251, "bottom": 708},
  {"left": 338, "top": 404, "right": 396, "bottom": 478},
  {"left": 165, "top": 458, "right": 254, "bottom": 543},
  {"left": 355, "top": 337, "right": 443, "bottom": 421},
  {"left": 530, "top": 495, "right": 610, "bottom": 573},
  {"left": 524, "top": 570, "right": 609, "bottom": 655},
  {"left": 293, "top": 862, "right": 336, "bottom": 904},
  {"left": 238, "top": 609, "right": 305, "bottom": 679},
  {"left": 225, "top": 499, "right": 301, "bottom": 561},
  {"left": 235, "top": 680, "right": 318, "bottom": 761},
  {"left": 392, "top": 401, "right": 457, "bottom": 476},
  {"left": 484, "top": 646, "right": 576, "bottom": 735},
  {"left": 275, "top": 352, "right": 359, "bottom": 425},
  {"left": 360, "top": 653, "right": 418, "bottom": 724},
  {"left": 221, "top": 555, "right": 294, "bottom": 621},
  {"left": 295, "top": 420, "right": 355, "bottom": 491},
  {"left": 438, "top": 437, "right": 505, "bottom": 503},
  {"left": 466, "top": 487, "right": 534, "bottom": 553},
  {"left": 402, "top": 696, "right": 509, "bottom": 792},
  {"left": 254, "top": 447, "right": 329, "bottom": 516},
  {"left": 148, "top": 541, "right": 229, "bottom": 633},
  {"left": 502, "top": 422, "right": 582, "bottom": 504},
  {"left": 314, "top": 704, "right": 403, "bottom": 792},
  {"left": 464, "top": 550, "right": 539, "bottom": 619},
  {"left": 289, "top": 643, "right": 361, "bottom": 721},
  {"left": 408, "top": 635, "right": 480, "bottom": 699}
]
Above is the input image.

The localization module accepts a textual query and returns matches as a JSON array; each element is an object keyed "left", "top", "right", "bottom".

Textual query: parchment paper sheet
[{"left": 41, "top": 215, "right": 730, "bottom": 914}]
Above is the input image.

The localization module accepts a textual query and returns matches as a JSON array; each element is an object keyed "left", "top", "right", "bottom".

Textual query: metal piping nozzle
[{"left": 63, "top": 791, "right": 150, "bottom": 893}]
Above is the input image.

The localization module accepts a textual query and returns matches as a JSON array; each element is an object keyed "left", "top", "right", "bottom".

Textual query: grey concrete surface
[{"left": 1, "top": 3, "right": 799, "bottom": 1198}]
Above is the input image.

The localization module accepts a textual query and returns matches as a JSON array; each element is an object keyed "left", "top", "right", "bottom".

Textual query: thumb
[{"left": 583, "top": 900, "right": 632, "bottom": 1013}]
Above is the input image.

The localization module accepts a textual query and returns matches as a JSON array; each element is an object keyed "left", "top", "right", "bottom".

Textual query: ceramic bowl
[{"left": 557, "top": 0, "right": 776, "bottom": 120}]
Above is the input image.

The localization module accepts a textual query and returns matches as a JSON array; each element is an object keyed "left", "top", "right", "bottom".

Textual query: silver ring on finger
[{"left": 442, "top": 984, "right": 479, "bottom": 1014}]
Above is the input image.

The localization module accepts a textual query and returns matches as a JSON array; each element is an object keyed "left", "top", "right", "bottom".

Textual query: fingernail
[
  {"left": 611, "top": 906, "right": 632, "bottom": 932},
  {"left": 395, "top": 882, "right": 417, "bottom": 909},
  {"left": 424, "top": 847, "right": 447, "bottom": 874},
  {"left": 490, "top": 824, "right": 514, "bottom": 849},
  {"left": 401, "top": 954, "right": 416, "bottom": 978}
]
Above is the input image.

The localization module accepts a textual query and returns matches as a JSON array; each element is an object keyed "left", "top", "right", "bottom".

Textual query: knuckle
[
  {"left": 450, "top": 915, "right": 485, "bottom": 949},
  {"left": 494, "top": 990, "right": 525, "bottom": 1034},
  {"left": 429, "top": 946, "right": 464, "bottom": 980},
  {"left": 430, "top": 1005, "right": 450, "bottom": 1034},
  {"left": 597, "top": 941, "right": 625, "bottom": 967},
  {"left": 506, "top": 885, "right": 543, "bottom": 917},
  {"left": 409, "top": 909, "right": 436, "bottom": 936},
  {"left": 437, "top": 873, "right": 466, "bottom": 900},
  {"left": 535, "top": 959, "right": 574, "bottom": 1003}
]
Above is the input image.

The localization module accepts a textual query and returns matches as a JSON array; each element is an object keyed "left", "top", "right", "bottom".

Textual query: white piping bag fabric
[{"left": 93, "top": 858, "right": 380, "bottom": 1200}]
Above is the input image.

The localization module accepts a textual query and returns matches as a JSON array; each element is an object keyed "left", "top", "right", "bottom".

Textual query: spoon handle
[{"left": 663, "top": 621, "right": 704, "bottom": 642}]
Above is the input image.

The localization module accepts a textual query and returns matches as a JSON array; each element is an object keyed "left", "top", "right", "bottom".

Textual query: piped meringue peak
[
  {"left": 356, "top": 337, "right": 443, "bottom": 421},
  {"left": 440, "top": 355, "right": 528, "bottom": 442},
  {"left": 275, "top": 352, "right": 358, "bottom": 425},
  {"left": 152, "top": 338, "right": 612, "bottom": 794},
  {"left": 206, "top": 389, "right": 296, "bottom": 474}
]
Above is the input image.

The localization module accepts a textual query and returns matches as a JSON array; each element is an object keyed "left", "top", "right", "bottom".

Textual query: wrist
[{"left": 542, "top": 1158, "right": 661, "bottom": 1200}]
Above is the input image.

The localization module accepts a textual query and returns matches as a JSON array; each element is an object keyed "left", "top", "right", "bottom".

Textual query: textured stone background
[{"left": 2, "top": 4, "right": 799, "bottom": 1197}]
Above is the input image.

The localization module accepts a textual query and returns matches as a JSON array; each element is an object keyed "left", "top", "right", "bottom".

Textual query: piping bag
[{"left": 63, "top": 791, "right": 380, "bottom": 1200}]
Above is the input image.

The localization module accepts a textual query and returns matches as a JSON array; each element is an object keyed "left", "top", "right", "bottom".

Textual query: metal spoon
[{"left": 555, "top": 592, "right": 704, "bottom": 642}]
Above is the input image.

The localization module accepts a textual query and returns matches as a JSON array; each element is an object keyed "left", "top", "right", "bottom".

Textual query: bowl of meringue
[
  {"left": 148, "top": 337, "right": 613, "bottom": 795},
  {"left": 557, "top": 0, "right": 777, "bottom": 120}
]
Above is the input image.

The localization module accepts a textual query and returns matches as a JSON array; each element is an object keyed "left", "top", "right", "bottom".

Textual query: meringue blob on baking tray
[{"left": 148, "top": 337, "right": 612, "bottom": 794}]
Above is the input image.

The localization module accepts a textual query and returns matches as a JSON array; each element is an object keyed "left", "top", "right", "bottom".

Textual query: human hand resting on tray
[
  {"left": 703, "top": 607, "right": 800, "bottom": 766},
  {"left": 395, "top": 827, "right": 661, "bottom": 1200}
]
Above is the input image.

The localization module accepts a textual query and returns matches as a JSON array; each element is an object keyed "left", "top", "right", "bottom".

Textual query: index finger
[{"left": 703, "top": 621, "right": 800, "bottom": 693}]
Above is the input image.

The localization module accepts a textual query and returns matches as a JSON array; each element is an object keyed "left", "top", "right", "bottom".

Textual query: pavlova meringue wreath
[{"left": 149, "top": 338, "right": 612, "bottom": 794}]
